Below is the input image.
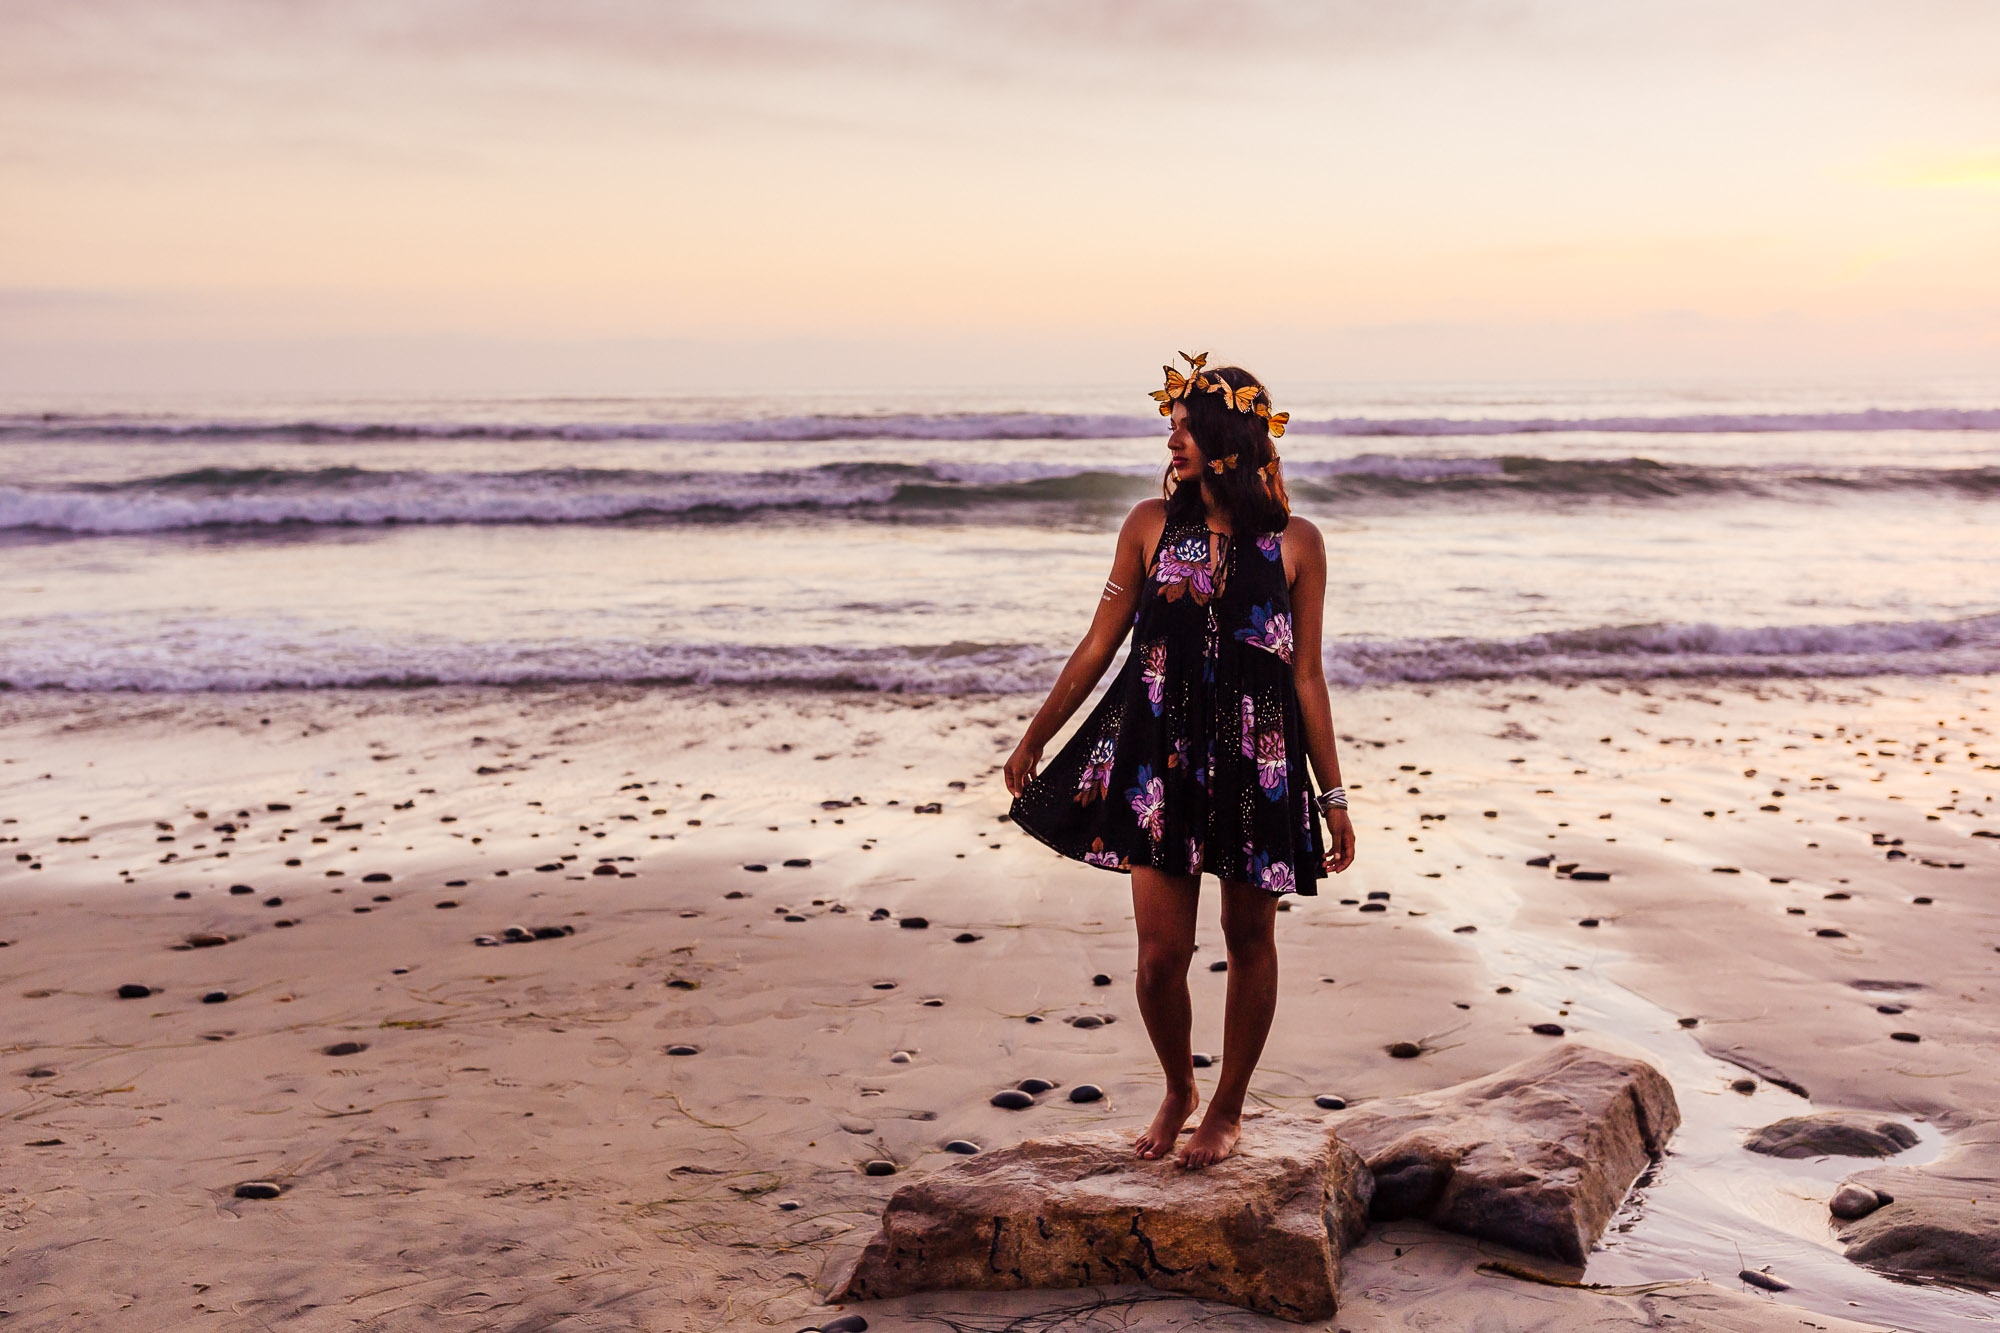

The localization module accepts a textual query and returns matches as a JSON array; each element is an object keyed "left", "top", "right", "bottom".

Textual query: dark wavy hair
[{"left": 1160, "top": 364, "right": 1293, "bottom": 537}]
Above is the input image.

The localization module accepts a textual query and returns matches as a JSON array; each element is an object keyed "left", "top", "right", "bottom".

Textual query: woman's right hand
[{"left": 1004, "top": 738, "right": 1043, "bottom": 798}]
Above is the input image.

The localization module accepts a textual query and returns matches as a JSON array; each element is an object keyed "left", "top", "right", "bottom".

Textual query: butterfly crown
[{"left": 1149, "top": 350, "right": 1289, "bottom": 478}]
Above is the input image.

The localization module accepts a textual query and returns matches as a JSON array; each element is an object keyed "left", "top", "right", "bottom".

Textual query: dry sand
[{"left": 2, "top": 678, "right": 1997, "bottom": 1332}]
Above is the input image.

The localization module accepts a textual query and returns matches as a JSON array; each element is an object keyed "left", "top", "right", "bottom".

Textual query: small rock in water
[
  {"left": 1386, "top": 1041, "right": 1423, "bottom": 1059},
  {"left": 1314, "top": 1094, "right": 1347, "bottom": 1110},
  {"left": 201, "top": 991, "right": 229, "bottom": 1004},
  {"left": 1890, "top": 1031, "right": 1921, "bottom": 1043},
  {"left": 783, "top": 857, "right": 812, "bottom": 867},
  {"left": 1191, "top": 1052, "right": 1214, "bottom": 1068},
  {"left": 943, "top": 1139, "right": 980, "bottom": 1154},
  {"left": 1068, "top": 1015, "right": 1103, "bottom": 1029},
  {"left": 1359, "top": 902, "right": 1386, "bottom": 913},
  {"left": 1091, "top": 972, "right": 1112, "bottom": 986},
  {"left": 1016, "top": 1077, "right": 1056, "bottom": 1094},
  {"left": 1816, "top": 928, "right": 1847, "bottom": 938},
  {"left": 591, "top": 864, "right": 619, "bottom": 876},
  {"left": 264, "top": 896, "right": 283, "bottom": 907},
  {"left": 863, "top": 1159, "right": 897, "bottom": 1176},
  {"left": 1678, "top": 1017, "right": 1700, "bottom": 1028},
  {"left": 185, "top": 932, "right": 231, "bottom": 948},
  {"left": 117, "top": 983, "right": 151, "bottom": 999},
  {"left": 1830, "top": 1183, "right": 1886, "bottom": 1220},
  {"left": 1737, "top": 1268, "right": 1790, "bottom": 1292},
  {"left": 229, "top": 884, "right": 254, "bottom": 896},
  {"left": 953, "top": 932, "right": 982, "bottom": 943},
  {"left": 1731, "top": 1077, "right": 1758, "bottom": 1094},
  {"left": 665, "top": 1044, "right": 700, "bottom": 1056},
  {"left": 898, "top": 916, "right": 929, "bottom": 929},
  {"left": 362, "top": 873, "right": 391, "bottom": 883},
  {"left": 1209, "top": 959, "right": 1228, "bottom": 971},
  {"left": 1531, "top": 1023, "right": 1566, "bottom": 1037},
  {"left": 233, "top": 1181, "right": 282, "bottom": 1199},
  {"left": 743, "top": 864, "right": 767, "bottom": 873},
  {"left": 1067, "top": 1084, "right": 1104, "bottom": 1103},
  {"left": 990, "top": 1089, "right": 1034, "bottom": 1110}
]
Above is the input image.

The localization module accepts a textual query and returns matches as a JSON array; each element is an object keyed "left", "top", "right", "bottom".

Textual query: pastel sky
[{"left": 3, "top": 0, "right": 1997, "bottom": 391}]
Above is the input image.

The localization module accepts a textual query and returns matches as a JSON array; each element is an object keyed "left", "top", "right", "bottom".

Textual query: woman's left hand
[{"left": 1322, "top": 809, "right": 1355, "bottom": 874}]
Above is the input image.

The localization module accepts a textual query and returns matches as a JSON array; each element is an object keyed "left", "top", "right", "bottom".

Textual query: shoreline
[{"left": 4, "top": 677, "right": 1996, "bottom": 1330}]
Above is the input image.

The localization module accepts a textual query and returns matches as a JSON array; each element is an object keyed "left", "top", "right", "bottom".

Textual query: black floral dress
[{"left": 1010, "top": 513, "right": 1328, "bottom": 896}]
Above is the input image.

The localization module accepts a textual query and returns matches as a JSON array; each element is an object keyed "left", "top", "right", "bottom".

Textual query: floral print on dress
[
  {"left": 1075, "top": 733, "right": 1116, "bottom": 805},
  {"left": 1255, "top": 728, "right": 1288, "bottom": 799},
  {"left": 1084, "top": 837, "right": 1123, "bottom": 869},
  {"left": 1126, "top": 764, "right": 1165, "bottom": 842},
  {"left": 1240, "top": 693, "right": 1256, "bottom": 759},
  {"left": 1153, "top": 533, "right": 1222, "bottom": 605},
  {"left": 1169, "top": 735, "right": 1190, "bottom": 771},
  {"left": 1235, "top": 603, "right": 1293, "bottom": 664},
  {"left": 1140, "top": 639, "right": 1168, "bottom": 716},
  {"left": 1247, "top": 850, "right": 1296, "bottom": 894},
  {"left": 1186, "top": 835, "right": 1203, "bottom": 871},
  {"left": 1256, "top": 532, "right": 1282, "bottom": 562}
]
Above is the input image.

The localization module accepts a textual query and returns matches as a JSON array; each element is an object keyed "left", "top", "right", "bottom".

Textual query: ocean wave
[
  {"left": 3, "top": 614, "right": 1994, "bottom": 693},
  {"left": 5, "top": 405, "right": 2000, "bottom": 444},
  {"left": 2, "top": 457, "right": 1996, "bottom": 533}
]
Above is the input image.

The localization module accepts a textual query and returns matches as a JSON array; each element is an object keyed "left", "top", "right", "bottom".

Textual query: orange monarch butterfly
[
  {"left": 1205, "top": 379, "right": 1261, "bottom": 413},
  {"left": 1254, "top": 402, "right": 1290, "bottom": 438},
  {"left": 1207, "top": 454, "right": 1240, "bottom": 473}
]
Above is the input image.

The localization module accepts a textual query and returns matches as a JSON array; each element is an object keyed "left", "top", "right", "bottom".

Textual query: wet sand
[{"left": 2, "top": 678, "right": 1996, "bottom": 1331}]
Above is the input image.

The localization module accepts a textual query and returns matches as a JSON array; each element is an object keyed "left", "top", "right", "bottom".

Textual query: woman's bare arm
[
  {"left": 1004, "top": 502, "right": 1157, "bottom": 797},
  {"left": 1287, "top": 518, "right": 1356, "bottom": 872}
]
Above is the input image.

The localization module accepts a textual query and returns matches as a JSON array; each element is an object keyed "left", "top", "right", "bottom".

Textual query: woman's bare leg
[
  {"left": 1129, "top": 866, "right": 1201, "bottom": 1159},
  {"left": 1179, "top": 879, "right": 1278, "bottom": 1167}
]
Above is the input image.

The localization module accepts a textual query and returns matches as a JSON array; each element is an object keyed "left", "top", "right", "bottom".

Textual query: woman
[{"left": 1004, "top": 353, "right": 1356, "bottom": 1169}]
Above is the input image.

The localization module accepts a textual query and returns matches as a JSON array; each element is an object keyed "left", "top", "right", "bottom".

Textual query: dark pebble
[
  {"left": 943, "top": 1139, "right": 980, "bottom": 1154},
  {"left": 1209, "top": 959, "right": 1228, "bottom": 972},
  {"left": 1191, "top": 1052, "right": 1213, "bottom": 1068},
  {"left": 776, "top": 1199, "right": 801, "bottom": 1210},
  {"left": 990, "top": 1089, "right": 1034, "bottom": 1109},
  {"left": 862, "top": 1160, "right": 897, "bottom": 1177},
  {"left": 229, "top": 884, "right": 254, "bottom": 895},
  {"left": 186, "top": 932, "right": 230, "bottom": 948},
  {"left": 1069, "top": 1015, "right": 1103, "bottom": 1029},
  {"left": 1578, "top": 918, "right": 1600, "bottom": 928},
  {"left": 362, "top": 873, "right": 391, "bottom": 883},
  {"left": 435, "top": 900, "right": 457, "bottom": 909},
  {"left": 1016, "top": 1077, "right": 1056, "bottom": 1094},
  {"left": 725, "top": 890, "right": 746, "bottom": 900},
  {"left": 1531, "top": 1023, "right": 1566, "bottom": 1037},
  {"left": 1091, "top": 972, "right": 1112, "bottom": 985},
  {"left": 743, "top": 864, "right": 768, "bottom": 873},
  {"left": 535, "top": 863, "right": 562, "bottom": 873},
  {"left": 24, "top": 1067, "right": 55, "bottom": 1078},
  {"left": 1786, "top": 907, "right": 1807, "bottom": 915},
  {"left": 666, "top": 1044, "right": 700, "bottom": 1056},
  {"left": 264, "top": 896, "right": 283, "bottom": 907},
  {"left": 1913, "top": 896, "right": 1933, "bottom": 905},
  {"left": 1313, "top": 1094, "right": 1347, "bottom": 1110},
  {"left": 1678, "top": 1017, "right": 1700, "bottom": 1028},
  {"left": 201, "top": 991, "right": 229, "bottom": 1004},
  {"left": 1731, "top": 1077, "right": 1758, "bottom": 1094},
  {"left": 592, "top": 864, "right": 620, "bottom": 876},
  {"left": 1387, "top": 1041, "right": 1423, "bottom": 1058},
  {"left": 1570, "top": 871, "right": 1611, "bottom": 882},
  {"left": 1890, "top": 1032, "right": 1921, "bottom": 1043},
  {"left": 117, "top": 983, "right": 151, "bottom": 999},
  {"left": 172, "top": 890, "right": 191, "bottom": 900},
  {"left": 1367, "top": 890, "right": 1391, "bottom": 900},
  {"left": 1453, "top": 925, "right": 1478, "bottom": 934},
  {"left": 1525, "top": 855, "right": 1552, "bottom": 867},
  {"left": 323, "top": 1041, "right": 367, "bottom": 1057},
  {"left": 1067, "top": 1084, "right": 1104, "bottom": 1103},
  {"left": 1712, "top": 866, "right": 1741, "bottom": 874},
  {"left": 953, "top": 932, "right": 982, "bottom": 943},
  {"left": 821, "top": 1317, "right": 869, "bottom": 1333},
  {"left": 1359, "top": 902, "right": 1386, "bottom": 913},
  {"left": 783, "top": 858, "right": 812, "bottom": 868},
  {"left": 868, "top": 907, "right": 891, "bottom": 920},
  {"left": 1877, "top": 1003, "right": 1906, "bottom": 1014},
  {"left": 1816, "top": 928, "right": 1847, "bottom": 938},
  {"left": 784, "top": 914, "right": 807, "bottom": 923},
  {"left": 899, "top": 917, "right": 929, "bottom": 929},
  {"left": 233, "top": 1181, "right": 282, "bottom": 1199},
  {"left": 1024, "top": 1014, "right": 1042, "bottom": 1024}
]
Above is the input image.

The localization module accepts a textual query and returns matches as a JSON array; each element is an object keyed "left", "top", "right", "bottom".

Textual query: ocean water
[{"left": 2, "top": 378, "right": 1997, "bottom": 694}]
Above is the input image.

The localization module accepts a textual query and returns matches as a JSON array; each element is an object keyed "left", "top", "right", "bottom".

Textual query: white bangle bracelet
[{"left": 1315, "top": 787, "right": 1347, "bottom": 813}]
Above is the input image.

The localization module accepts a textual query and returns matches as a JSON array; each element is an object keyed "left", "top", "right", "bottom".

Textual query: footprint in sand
[{"left": 589, "top": 1036, "right": 632, "bottom": 1068}]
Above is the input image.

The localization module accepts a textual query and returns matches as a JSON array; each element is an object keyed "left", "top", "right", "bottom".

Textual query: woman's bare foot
[
  {"left": 1176, "top": 1110, "right": 1241, "bottom": 1168},
  {"left": 1134, "top": 1087, "right": 1199, "bottom": 1159}
]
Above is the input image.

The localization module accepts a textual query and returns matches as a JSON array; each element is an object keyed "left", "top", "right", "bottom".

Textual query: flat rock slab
[
  {"left": 1745, "top": 1112, "right": 1918, "bottom": 1159},
  {"left": 833, "top": 1111, "right": 1373, "bottom": 1322},
  {"left": 1838, "top": 1126, "right": 2000, "bottom": 1288},
  {"left": 1331, "top": 1043, "right": 1679, "bottom": 1266}
]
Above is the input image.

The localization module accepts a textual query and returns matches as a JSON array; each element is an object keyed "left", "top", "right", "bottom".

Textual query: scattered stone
[
  {"left": 990, "top": 1089, "right": 1034, "bottom": 1110},
  {"left": 1386, "top": 1041, "right": 1423, "bottom": 1059},
  {"left": 1208, "top": 959, "right": 1228, "bottom": 972},
  {"left": 953, "top": 932, "right": 982, "bottom": 943},
  {"left": 912, "top": 802, "right": 942, "bottom": 814},
  {"left": 1568, "top": 871, "right": 1611, "bottom": 882},
  {"left": 172, "top": 890, "right": 191, "bottom": 899},
  {"left": 116, "top": 983, "right": 151, "bottom": 999},
  {"left": 1890, "top": 1031, "right": 1922, "bottom": 1043},
  {"left": 1530, "top": 1023, "right": 1566, "bottom": 1037},
  {"left": 1816, "top": 928, "right": 1848, "bottom": 938},
  {"left": 1730, "top": 1078, "right": 1758, "bottom": 1094},
  {"left": 943, "top": 1140, "right": 980, "bottom": 1155},
  {"left": 233, "top": 1181, "right": 282, "bottom": 1199},
  {"left": 1677, "top": 1017, "right": 1700, "bottom": 1028},
  {"left": 899, "top": 916, "right": 929, "bottom": 929},
  {"left": 1525, "top": 856, "right": 1552, "bottom": 867},
  {"left": 1067, "top": 1084, "right": 1103, "bottom": 1104},
  {"left": 591, "top": 864, "right": 619, "bottom": 876},
  {"left": 1330, "top": 1044, "right": 1679, "bottom": 1266},
  {"left": 435, "top": 900, "right": 457, "bottom": 909},
  {"left": 1745, "top": 1113, "right": 1919, "bottom": 1159},
  {"left": 228, "top": 884, "right": 254, "bottom": 895},
  {"left": 1577, "top": 918, "right": 1600, "bottom": 928},
  {"left": 1017, "top": 1078, "right": 1056, "bottom": 1094},
  {"left": 820, "top": 1316, "right": 868, "bottom": 1333},
  {"left": 362, "top": 873, "right": 391, "bottom": 883},
  {"left": 1837, "top": 1132, "right": 2000, "bottom": 1287},
  {"left": 201, "top": 991, "right": 229, "bottom": 1004},
  {"left": 1712, "top": 866, "right": 1741, "bottom": 874},
  {"left": 743, "top": 864, "right": 768, "bottom": 872},
  {"left": 784, "top": 857, "right": 812, "bottom": 867},
  {"left": 1091, "top": 973, "right": 1112, "bottom": 986},
  {"left": 1191, "top": 1052, "right": 1214, "bottom": 1068},
  {"left": 1314, "top": 1095, "right": 1347, "bottom": 1110},
  {"left": 323, "top": 1041, "right": 366, "bottom": 1057},
  {"left": 1830, "top": 1183, "right": 1886, "bottom": 1220},
  {"left": 1359, "top": 902, "right": 1386, "bottom": 914},
  {"left": 473, "top": 934, "right": 501, "bottom": 946},
  {"left": 666, "top": 1044, "right": 700, "bottom": 1056},
  {"left": 1068, "top": 1015, "right": 1103, "bottom": 1030},
  {"left": 864, "top": 1160, "right": 897, "bottom": 1177},
  {"left": 834, "top": 1112, "right": 1372, "bottom": 1320}
]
